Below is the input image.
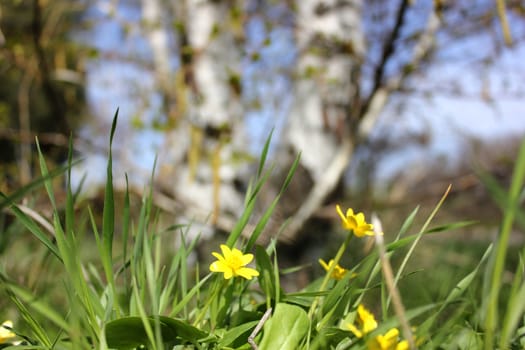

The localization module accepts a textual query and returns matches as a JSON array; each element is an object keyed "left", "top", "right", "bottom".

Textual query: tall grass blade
[
  {"left": 245, "top": 154, "right": 300, "bottom": 250},
  {"left": 102, "top": 109, "right": 119, "bottom": 274},
  {"left": 257, "top": 128, "right": 274, "bottom": 179},
  {"left": 484, "top": 137, "right": 525, "bottom": 349},
  {"left": 3, "top": 198, "right": 61, "bottom": 261},
  {"left": 500, "top": 258, "right": 525, "bottom": 347},
  {"left": 65, "top": 135, "right": 75, "bottom": 236},
  {"left": 0, "top": 160, "right": 75, "bottom": 210},
  {"left": 1, "top": 280, "right": 52, "bottom": 348},
  {"left": 122, "top": 174, "right": 131, "bottom": 268},
  {"left": 389, "top": 185, "right": 451, "bottom": 310}
]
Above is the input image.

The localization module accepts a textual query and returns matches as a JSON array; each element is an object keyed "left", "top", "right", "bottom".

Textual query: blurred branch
[
  {"left": 360, "top": 0, "right": 410, "bottom": 120},
  {"left": 17, "top": 59, "right": 35, "bottom": 185},
  {"left": 0, "top": 128, "right": 70, "bottom": 147},
  {"left": 0, "top": 128, "right": 109, "bottom": 158},
  {"left": 495, "top": 0, "right": 513, "bottom": 46},
  {"left": 281, "top": 137, "right": 353, "bottom": 242},
  {"left": 0, "top": 6, "right": 5, "bottom": 46},
  {"left": 31, "top": 0, "right": 68, "bottom": 134},
  {"left": 358, "top": 11, "right": 441, "bottom": 139},
  {"left": 281, "top": 0, "right": 414, "bottom": 242},
  {"left": 281, "top": 3, "right": 442, "bottom": 242}
]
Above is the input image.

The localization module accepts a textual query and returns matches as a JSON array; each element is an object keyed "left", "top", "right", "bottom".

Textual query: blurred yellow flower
[
  {"left": 319, "top": 258, "right": 348, "bottom": 280},
  {"left": 347, "top": 304, "right": 378, "bottom": 338},
  {"left": 210, "top": 244, "right": 259, "bottom": 280},
  {"left": 336, "top": 205, "right": 375, "bottom": 237},
  {"left": 367, "top": 328, "right": 409, "bottom": 350},
  {"left": 0, "top": 320, "right": 15, "bottom": 343}
]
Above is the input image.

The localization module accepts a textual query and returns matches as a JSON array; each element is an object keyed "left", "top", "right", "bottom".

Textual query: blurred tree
[
  {"left": 136, "top": 0, "right": 248, "bottom": 229},
  {"left": 5, "top": 0, "right": 520, "bottom": 243},
  {"left": 0, "top": 0, "right": 88, "bottom": 187},
  {"left": 107, "top": 0, "right": 522, "bottom": 242}
]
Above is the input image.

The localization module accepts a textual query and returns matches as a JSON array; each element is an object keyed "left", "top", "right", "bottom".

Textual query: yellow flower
[
  {"left": 210, "top": 244, "right": 259, "bottom": 280},
  {"left": 347, "top": 304, "right": 378, "bottom": 338},
  {"left": 367, "top": 328, "right": 409, "bottom": 350},
  {"left": 336, "top": 205, "right": 375, "bottom": 237},
  {"left": 0, "top": 320, "right": 15, "bottom": 343},
  {"left": 319, "top": 258, "right": 348, "bottom": 280}
]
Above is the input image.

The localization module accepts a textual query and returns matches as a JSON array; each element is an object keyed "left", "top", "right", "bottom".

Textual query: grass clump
[{"left": 0, "top": 111, "right": 524, "bottom": 349}]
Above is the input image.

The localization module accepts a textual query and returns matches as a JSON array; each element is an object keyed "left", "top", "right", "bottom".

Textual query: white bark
[
  {"left": 140, "top": 0, "right": 172, "bottom": 92},
  {"left": 278, "top": 0, "right": 365, "bottom": 240},
  {"left": 164, "top": 0, "right": 245, "bottom": 222},
  {"left": 186, "top": 0, "right": 242, "bottom": 127},
  {"left": 288, "top": 0, "right": 365, "bottom": 181}
]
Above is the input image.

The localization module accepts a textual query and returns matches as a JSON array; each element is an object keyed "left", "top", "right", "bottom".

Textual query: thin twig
[
  {"left": 358, "top": 11, "right": 440, "bottom": 139},
  {"left": 31, "top": 0, "right": 68, "bottom": 134},
  {"left": 13, "top": 204, "right": 56, "bottom": 238},
  {"left": 373, "top": 214, "right": 416, "bottom": 349},
  {"left": 361, "top": 0, "right": 410, "bottom": 118},
  {"left": 248, "top": 307, "right": 272, "bottom": 350},
  {"left": 495, "top": 0, "right": 513, "bottom": 46}
]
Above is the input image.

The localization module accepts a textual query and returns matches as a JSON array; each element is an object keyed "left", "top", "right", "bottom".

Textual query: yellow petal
[
  {"left": 396, "top": 340, "right": 409, "bottom": 350},
  {"left": 223, "top": 268, "right": 234, "bottom": 279},
  {"left": 336, "top": 205, "right": 346, "bottom": 221},
  {"left": 347, "top": 323, "right": 363, "bottom": 338},
  {"left": 220, "top": 244, "right": 232, "bottom": 259},
  {"left": 357, "top": 304, "right": 378, "bottom": 333},
  {"left": 211, "top": 252, "right": 225, "bottom": 261},
  {"left": 210, "top": 261, "right": 227, "bottom": 273},
  {"left": 240, "top": 252, "right": 254, "bottom": 265},
  {"left": 0, "top": 320, "right": 15, "bottom": 343},
  {"left": 236, "top": 267, "right": 259, "bottom": 280},
  {"left": 319, "top": 259, "right": 330, "bottom": 271},
  {"left": 383, "top": 328, "right": 400, "bottom": 341}
]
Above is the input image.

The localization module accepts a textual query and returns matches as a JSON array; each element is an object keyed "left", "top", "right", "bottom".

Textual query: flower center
[{"left": 227, "top": 256, "right": 243, "bottom": 270}]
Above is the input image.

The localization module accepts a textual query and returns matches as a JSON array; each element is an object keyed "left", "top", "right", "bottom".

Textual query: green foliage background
[{"left": 0, "top": 114, "right": 523, "bottom": 349}]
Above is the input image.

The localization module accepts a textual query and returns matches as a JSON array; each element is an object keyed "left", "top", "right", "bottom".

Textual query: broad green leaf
[
  {"left": 258, "top": 303, "right": 309, "bottom": 350},
  {"left": 255, "top": 245, "right": 282, "bottom": 304},
  {"left": 105, "top": 316, "right": 208, "bottom": 349},
  {"left": 218, "top": 320, "right": 259, "bottom": 348}
]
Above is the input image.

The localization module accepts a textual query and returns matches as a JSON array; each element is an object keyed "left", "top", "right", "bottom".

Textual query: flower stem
[
  {"left": 194, "top": 278, "right": 226, "bottom": 328},
  {"left": 308, "top": 232, "right": 353, "bottom": 321}
]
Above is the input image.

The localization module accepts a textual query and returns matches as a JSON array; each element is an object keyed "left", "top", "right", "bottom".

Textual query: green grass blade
[
  {"left": 0, "top": 161, "right": 75, "bottom": 210},
  {"left": 1, "top": 278, "right": 52, "bottom": 348},
  {"left": 500, "top": 258, "right": 525, "bottom": 347},
  {"left": 3, "top": 197, "right": 61, "bottom": 262},
  {"left": 226, "top": 164, "right": 276, "bottom": 248},
  {"left": 257, "top": 129, "right": 274, "bottom": 179},
  {"left": 389, "top": 185, "right": 452, "bottom": 310},
  {"left": 255, "top": 245, "right": 280, "bottom": 307},
  {"left": 170, "top": 274, "right": 212, "bottom": 317},
  {"left": 484, "top": 137, "right": 525, "bottom": 349},
  {"left": 245, "top": 154, "right": 300, "bottom": 250},
  {"left": 122, "top": 174, "right": 131, "bottom": 268},
  {"left": 2, "top": 280, "right": 70, "bottom": 332},
  {"left": 102, "top": 108, "right": 119, "bottom": 273},
  {"left": 395, "top": 206, "right": 419, "bottom": 239},
  {"left": 35, "top": 139, "right": 58, "bottom": 213},
  {"left": 65, "top": 135, "right": 75, "bottom": 236}
]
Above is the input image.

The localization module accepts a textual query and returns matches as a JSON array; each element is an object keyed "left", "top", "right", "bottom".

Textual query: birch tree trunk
[
  {"left": 140, "top": 0, "right": 172, "bottom": 97},
  {"left": 281, "top": 0, "right": 366, "bottom": 240},
  {"left": 154, "top": 0, "right": 246, "bottom": 231}
]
